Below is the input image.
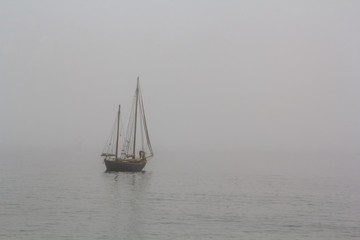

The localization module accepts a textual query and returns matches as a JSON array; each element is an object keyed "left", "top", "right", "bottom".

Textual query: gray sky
[{"left": 1, "top": 1, "right": 359, "bottom": 174}]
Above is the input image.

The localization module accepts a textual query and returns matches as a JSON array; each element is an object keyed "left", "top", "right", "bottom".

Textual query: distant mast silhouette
[{"left": 101, "top": 77, "right": 153, "bottom": 172}]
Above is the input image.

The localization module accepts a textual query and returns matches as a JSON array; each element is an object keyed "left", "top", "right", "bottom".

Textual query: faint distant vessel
[{"left": 101, "top": 78, "right": 153, "bottom": 172}]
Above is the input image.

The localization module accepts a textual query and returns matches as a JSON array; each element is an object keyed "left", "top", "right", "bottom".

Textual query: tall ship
[{"left": 101, "top": 78, "right": 153, "bottom": 172}]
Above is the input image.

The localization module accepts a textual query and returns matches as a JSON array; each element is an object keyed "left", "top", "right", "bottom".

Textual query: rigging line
[
  {"left": 124, "top": 94, "right": 137, "bottom": 156},
  {"left": 102, "top": 114, "right": 118, "bottom": 154},
  {"left": 132, "top": 79, "right": 139, "bottom": 158},
  {"left": 110, "top": 113, "right": 118, "bottom": 153},
  {"left": 123, "top": 97, "right": 132, "bottom": 152},
  {"left": 111, "top": 110, "right": 120, "bottom": 154},
  {"left": 138, "top": 86, "right": 145, "bottom": 152},
  {"left": 103, "top": 119, "right": 113, "bottom": 153},
  {"left": 129, "top": 97, "right": 136, "bottom": 153},
  {"left": 108, "top": 128, "right": 115, "bottom": 154},
  {"left": 119, "top": 113, "right": 124, "bottom": 148},
  {"left": 127, "top": 115, "right": 134, "bottom": 155},
  {"left": 119, "top": 113, "right": 127, "bottom": 156},
  {"left": 120, "top": 101, "right": 132, "bottom": 154}
]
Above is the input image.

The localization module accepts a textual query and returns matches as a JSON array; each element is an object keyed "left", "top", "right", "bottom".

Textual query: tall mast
[
  {"left": 132, "top": 77, "right": 139, "bottom": 158},
  {"left": 115, "top": 105, "right": 120, "bottom": 159}
]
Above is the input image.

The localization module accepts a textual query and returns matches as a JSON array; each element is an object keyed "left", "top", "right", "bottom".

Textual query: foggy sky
[{"left": 1, "top": 1, "right": 359, "bottom": 174}]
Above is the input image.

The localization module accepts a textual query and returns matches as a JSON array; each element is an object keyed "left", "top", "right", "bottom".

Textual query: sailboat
[{"left": 101, "top": 78, "right": 153, "bottom": 172}]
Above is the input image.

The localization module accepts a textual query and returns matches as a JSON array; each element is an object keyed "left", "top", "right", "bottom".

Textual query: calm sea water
[{"left": 0, "top": 149, "right": 359, "bottom": 240}]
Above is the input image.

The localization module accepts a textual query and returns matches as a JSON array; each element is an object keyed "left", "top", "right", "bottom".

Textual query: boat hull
[{"left": 104, "top": 159, "right": 146, "bottom": 172}]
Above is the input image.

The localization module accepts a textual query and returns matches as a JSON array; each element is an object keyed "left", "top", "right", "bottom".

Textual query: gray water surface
[{"left": 0, "top": 150, "right": 359, "bottom": 240}]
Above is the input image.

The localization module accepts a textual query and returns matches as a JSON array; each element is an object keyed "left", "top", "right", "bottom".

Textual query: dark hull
[{"left": 104, "top": 159, "right": 146, "bottom": 172}]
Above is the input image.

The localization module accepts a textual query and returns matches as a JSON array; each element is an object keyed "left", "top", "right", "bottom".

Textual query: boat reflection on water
[{"left": 102, "top": 170, "right": 152, "bottom": 238}]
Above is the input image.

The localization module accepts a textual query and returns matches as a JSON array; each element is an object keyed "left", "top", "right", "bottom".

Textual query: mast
[
  {"left": 115, "top": 105, "right": 120, "bottom": 159},
  {"left": 132, "top": 77, "right": 139, "bottom": 158}
]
